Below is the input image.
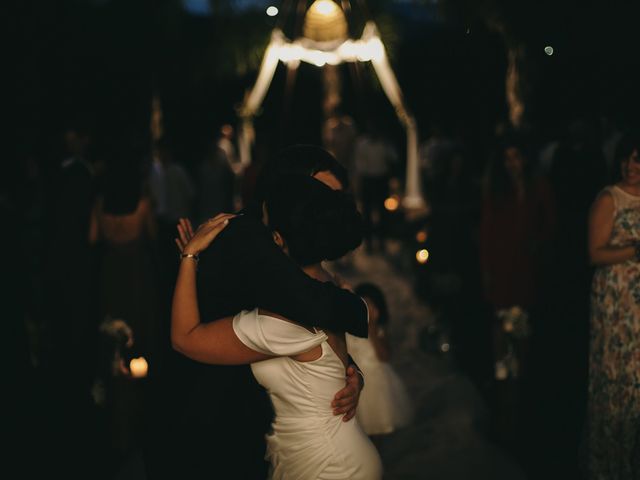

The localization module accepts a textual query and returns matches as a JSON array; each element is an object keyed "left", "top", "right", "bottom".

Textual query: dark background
[{"left": 8, "top": 0, "right": 638, "bottom": 172}]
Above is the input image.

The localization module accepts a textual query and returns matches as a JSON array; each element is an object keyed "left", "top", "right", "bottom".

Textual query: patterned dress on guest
[{"left": 588, "top": 185, "right": 640, "bottom": 479}]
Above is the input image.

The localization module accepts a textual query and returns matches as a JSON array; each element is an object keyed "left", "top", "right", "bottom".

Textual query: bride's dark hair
[{"left": 265, "top": 175, "right": 363, "bottom": 267}]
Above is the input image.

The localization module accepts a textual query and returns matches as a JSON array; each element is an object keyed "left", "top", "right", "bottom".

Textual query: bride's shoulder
[
  {"left": 233, "top": 309, "right": 327, "bottom": 357},
  {"left": 256, "top": 309, "right": 317, "bottom": 335}
]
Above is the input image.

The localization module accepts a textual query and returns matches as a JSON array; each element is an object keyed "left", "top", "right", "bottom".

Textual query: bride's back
[{"left": 233, "top": 310, "right": 382, "bottom": 479}]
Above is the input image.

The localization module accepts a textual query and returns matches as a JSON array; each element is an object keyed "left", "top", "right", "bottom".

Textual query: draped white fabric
[{"left": 236, "top": 21, "right": 424, "bottom": 208}]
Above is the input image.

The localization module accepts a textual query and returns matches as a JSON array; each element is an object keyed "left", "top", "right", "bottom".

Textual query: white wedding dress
[{"left": 233, "top": 309, "right": 383, "bottom": 480}]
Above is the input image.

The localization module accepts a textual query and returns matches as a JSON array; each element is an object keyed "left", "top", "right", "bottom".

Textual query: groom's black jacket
[{"left": 153, "top": 214, "right": 368, "bottom": 479}]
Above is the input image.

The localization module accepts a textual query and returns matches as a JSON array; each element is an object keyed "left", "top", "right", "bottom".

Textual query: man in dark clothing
[{"left": 147, "top": 145, "right": 369, "bottom": 479}]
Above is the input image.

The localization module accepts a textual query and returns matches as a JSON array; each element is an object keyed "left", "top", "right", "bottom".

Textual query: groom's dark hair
[
  {"left": 246, "top": 144, "right": 349, "bottom": 218},
  {"left": 265, "top": 175, "right": 362, "bottom": 266}
]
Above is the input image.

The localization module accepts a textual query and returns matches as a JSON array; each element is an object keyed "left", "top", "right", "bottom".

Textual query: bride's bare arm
[
  {"left": 171, "top": 214, "right": 273, "bottom": 365},
  {"left": 174, "top": 215, "right": 363, "bottom": 420}
]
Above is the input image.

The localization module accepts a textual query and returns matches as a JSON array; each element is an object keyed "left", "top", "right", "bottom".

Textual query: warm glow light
[
  {"left": 416, "top": 249, "right": 430, "bottom": 264},
  {"left": 384, "top": 196, "right": 400, "bottom": 211},
  {"left": 416, "top": 230, "right": 428, "bottom": 243},
  {"left": 544, "top": 46, "right": 554, "bottom": 56},
  {"left": 313, "top": 0, "right": 339, "bottom": 16},
  {"left": 271, "top": 27, "right": 387, "bottom": 68},
  {"left": 266, "top": 6, "right": 279, "bottom": 17},
  {"left": 130, "top": 357, "right": 148, "bottom": 378}
]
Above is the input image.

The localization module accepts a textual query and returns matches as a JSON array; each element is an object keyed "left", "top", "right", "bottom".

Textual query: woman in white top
[{"left": 171, "top": 176, "right": 382, "bottom": 479}]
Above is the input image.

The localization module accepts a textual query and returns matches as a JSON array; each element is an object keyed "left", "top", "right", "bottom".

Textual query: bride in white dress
[{"left": 171, "top": 176, "right": 382, "bottom": 479}]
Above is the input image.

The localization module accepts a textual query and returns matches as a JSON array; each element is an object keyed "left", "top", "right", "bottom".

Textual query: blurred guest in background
[
  {"left": 353, "top": 124, "right": 398, "bottom": 254},
  {"left": 148, "top": 136, "right": 195, "bottom": 304},
  {"left": 90, "top": 153, "right": 158, "bottom": 366},
  {"left": 240, "top": 138, "right": 269, "bottom": 210},
  {"left": 585, "top": 132, "right": 640, "bottom": 479},
  {"left": 216, "top": 123, "right": 244, "bottom": 210},
  {"left": 197, "top": 132, "right": 235, "bottom": 223},
  {"left": 217, "top": 123, "right": 241, "bottom": 174},
  {"left": 419, "top": 123, "right": 455, "bottom": 187},
  {"left": 89, "top": 151, "right": 159, "bottom": 463},
  {"left": 347, "top": 283, "right": 413, "bottom": 440},
  {"left": 480, "top": 135, "right": 555, "bottom": 379},
  {"left": 149, "top": 137, "right": 195, "bottom": 231},
  {"left": 323, "top": 110, "right": 357, "bottom": 181}
]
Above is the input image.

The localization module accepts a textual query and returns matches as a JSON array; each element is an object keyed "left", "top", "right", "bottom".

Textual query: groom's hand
[{"left": 332, "top": 366, "right": 362, "bottom": 421}]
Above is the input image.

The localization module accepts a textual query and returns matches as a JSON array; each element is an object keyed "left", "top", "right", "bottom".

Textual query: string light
[
  {"left": 266, "top": 6, "right": 279, "bottom": 17},
  {"left": 272, "top": 30, "right": 386, "bottom": 67},
  {"left": 416, "top": 230, "right": 427, "bottom": 243},
  {"left": 544, "top": 46, "right": 554, "bottom": 56}
]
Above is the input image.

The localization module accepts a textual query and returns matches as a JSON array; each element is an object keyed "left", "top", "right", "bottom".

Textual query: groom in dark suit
[{"left": 146, "top": 145, "right": 369, "bottom": 479}]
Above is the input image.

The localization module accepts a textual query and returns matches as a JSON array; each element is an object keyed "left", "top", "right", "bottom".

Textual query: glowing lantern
[
  {"left": 129, "top": 357, "right": 148, "bottom": 378},
  {"left": 416, "top": 249, "right": 429, "bottom": 264},
  {"left": 303, "top": 0, "right": 348, "bottom": 43}
]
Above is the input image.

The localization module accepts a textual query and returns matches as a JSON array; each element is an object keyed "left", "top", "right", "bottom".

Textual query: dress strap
[{"left": 233, "top": 309, "right": 328, "bottom": 356}]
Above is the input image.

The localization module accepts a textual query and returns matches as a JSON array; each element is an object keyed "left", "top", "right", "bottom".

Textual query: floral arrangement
[
  {"left": 497, "top": 306, "right": 531, "bottom": 339},
  {"left": 98, "top": 316, "right": 134, "bottom": 376},
  {"left": 99, "top": 316, "right": 134, "bottom": 347}
]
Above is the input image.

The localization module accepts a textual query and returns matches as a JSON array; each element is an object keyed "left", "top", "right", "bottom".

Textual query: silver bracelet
[{"left": 180, "top": 252, "right": 199, "bottom": 262}]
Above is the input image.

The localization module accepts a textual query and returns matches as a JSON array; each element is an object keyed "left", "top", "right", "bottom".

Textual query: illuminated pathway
[{"left": 330, "top": 248, "right": 526, "bottom": 480}]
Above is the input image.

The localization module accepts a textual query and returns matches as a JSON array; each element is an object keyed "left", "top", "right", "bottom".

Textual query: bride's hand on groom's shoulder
[{"left": 175, "top": 214, "right": 235, "bottom": 256}]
